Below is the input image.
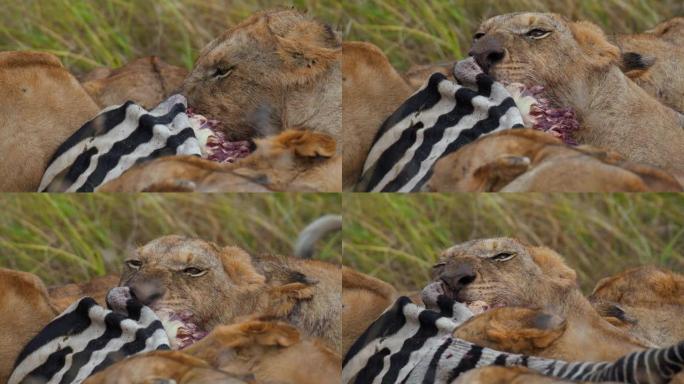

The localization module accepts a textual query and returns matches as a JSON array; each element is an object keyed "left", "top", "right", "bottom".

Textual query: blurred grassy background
[
  {"left": 343, "top": 193, "right": 684, "bottom": 292},
  {"left": 1, "top": 0, "right": 681, "bottom": 74},
  {"left": 0, "top": 194, "right": 341, "bottom": 286}
]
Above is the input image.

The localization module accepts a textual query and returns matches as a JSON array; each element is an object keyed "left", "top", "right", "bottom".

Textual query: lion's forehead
[
  {"left": 138, "top": 237, "right": 218, "bottom": 265},
  {"left": 481, "top": 12, "right": 566, "bottom": 33},
  {"left": 443, "top": 238, "right": 523, "bottom": 258}
]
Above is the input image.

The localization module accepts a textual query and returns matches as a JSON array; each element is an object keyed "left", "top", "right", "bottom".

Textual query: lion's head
[
  {"left": 470, "top": 13, "right": 619, "bottom": 99},
  {"left": 183, "top": 9, "right": 341, "bottom": 142},
  {"left": 589, "top": 266, "right": 684, "bottom": 346},
  {"left": 119, "top": 235, "right": 316, "bottom": 349},
  {"left": 424, "top": 238, "right": 577, "bottom": 313}
]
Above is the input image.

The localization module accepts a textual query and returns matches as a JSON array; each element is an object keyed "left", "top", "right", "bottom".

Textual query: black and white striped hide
[
  {"left": 39, "top": 94, "right": 202, "bottom": 192},
  {"left": 342, "top": 296, "right": 684, "bottom": 384},
  {"left": 356, "top": 70, "right": 524, "bottom": 192},
  {"left": 9, "top": 288, "right": 170, "bottom": 384}
]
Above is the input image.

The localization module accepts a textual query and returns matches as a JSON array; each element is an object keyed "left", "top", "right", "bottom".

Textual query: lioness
[
  {"left": 589, "top": 266, "right": 684, "bottom": 347},
  {"left": 453, "top": 306, "right": 646, "bottom": 361},
  {"left": 48, "top": 274, "right": 120, "bottom": 312},
  {"left": 341, "top": 41, "right": 413, "bottom": 189},
  {"left": 99, "top": 129, "right": 341, "bottom": 192},
  {"left": 84, "top": 351, "right": 250, "bottom": 384},
  {"left": 183, "top": 9, "right": 341, "bottom": 146},
  {"left": 0, "top": 51, "right": 99, "bottom": 192},
  {"left": 424, "top": 238, "right": 653, "bottom": 358},
  {"left": 82, "top": 56, "right": 188, "bottom": 110},
  {"left": 119, "top": 235, "right": 342, "bottom": 353},
  {"left": 426, "top": 128, "right": 683, "bottom": 192},
  {"left": 184, "top": 320, "right": 340, "bottom": 384},
  {"left": 471, "top": 13, "right": 684, "bottom": 177},
  {"left": 0, "top": 268, "right": 57, "bottom": 383},
  {"left": 616, "top": 19, "right": 684, "bottom": 113},
  {"left": 341, "top": 266, "right": 398, "bottom": 354}
]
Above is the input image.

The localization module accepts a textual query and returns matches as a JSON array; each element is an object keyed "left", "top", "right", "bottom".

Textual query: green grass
[
  {"left": 1, "top": 0, "right": 681, "bottom": 74},
  {"left": 343, "top": 193, "right": 684, "bottom": 293},
  {"left": 0, "top": 193, "right": 341, "bottom": 286}
]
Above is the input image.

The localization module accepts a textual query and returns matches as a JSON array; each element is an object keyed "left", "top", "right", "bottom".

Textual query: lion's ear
[
  {"left": 569, "top": 21, "right": 620, "bottom": 69},
  {"left": 219, "top": 246, "right": 266, "bottom": 286},
  {"left": 529, "top": 246, "right": 578, "bottom": 288},
  {"left": 473, "top": 155, "right": 531, "bottom": 191},
  {"left": 484, "top": 308, "right": 566, "bottom": 351},
  {"left": 274, "top": 20, "right": 340, "bottom": 85}
]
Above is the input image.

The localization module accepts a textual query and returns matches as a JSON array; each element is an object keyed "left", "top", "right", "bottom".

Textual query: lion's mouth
[
  {"left": 107, "top": 287, "right": 208, "bottom": 349},
  {"left": 155, "top": 308, "right": 209, "bottom": 350},
  {"left": 421, "top": 281, "right": 504, "bottom": 316},
  {"left": 187, "top": 108, "right": 253, "bottom": 163},
  {"left": 453, "top": 58, "right": 580, "bottom": 145}
]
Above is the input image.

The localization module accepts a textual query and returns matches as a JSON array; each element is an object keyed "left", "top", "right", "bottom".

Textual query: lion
[
  {"left": 82, "top": 56, "right": 188, "bottom": 110},
  {"left": 453, "top": 306, "right": 646, "bottom": 361},
  {"left": 341, "top": 41, "right": 413, "bottom": 189},
  {"left": 0, "top": 51, "right": 99, "bottom": 192},
  {"left": 616, "top": 19, "right": 684, "bottom": 113},
  {"left": 184, "top": 320, "right": 340, "bottom": 384},
  {"left": 589, "top": 266, "right": 684, "bottom": 347},
  {"left": 48, "top": 274, "right": 120, "bottom": 312},
  {"left": 182, "top": 9, "right": 341, "bottom": 147},
  {"left": 99, "top": 129, "right": 341, "bottom": 192},
  {"left": 341, "top": 266, "right": 398, "bottom": 354},
  {"left": 0, "top": 268, "right": 57, "bottom": 383},
  {"left": 119, "top": 235, "right": 342, "bottom": 353},
  {"left": 426, "top": 128, "right": 683, "bottom": 192},
  {"left": 424, "top": 238, "right": 653, "bottom": 359},
  {"left": 471, "top": 13, "right": 684, "bottom": 178},
  {"left": 84, "top": 351, "right": 251, "bottom": 384}
]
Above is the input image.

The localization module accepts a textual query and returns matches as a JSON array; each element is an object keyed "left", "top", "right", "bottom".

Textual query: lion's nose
[
  {"left": 127, "top": 280, "right": 166, "bottom": 306},
  {"left": 468, "top": 34, "right": 506, "bottom": 73},
  {"left": 440, "top": 263, "right": 476, "bottom": 292}
]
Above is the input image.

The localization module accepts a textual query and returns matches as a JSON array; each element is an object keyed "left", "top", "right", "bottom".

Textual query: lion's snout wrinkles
[{"left": 125, "top": 275, "right": 167, "bottom": 306}]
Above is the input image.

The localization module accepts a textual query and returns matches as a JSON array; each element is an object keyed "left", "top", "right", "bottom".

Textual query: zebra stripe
[
  {"left": 9, "top": 293, "right": 170, "bottom": 384},
  {"left": 343, "top": 296, "right": 684, "bottom": 384},
  {"left": 39, "top": 94, "right": 203, "bottom": 192},
  {"left": 356, "top": 72, "right": 524, "bottom": 192}
]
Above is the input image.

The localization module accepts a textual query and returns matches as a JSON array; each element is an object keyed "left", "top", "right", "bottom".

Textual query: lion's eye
[
  {"left": 490, "top": 252, "right": 516, "bottom": 262},
  {"left": 183, "top": 267, "right": 207, "bottom": 277},
  {"left": 473, "top": 32, "right": 485, "bottom": 40},
  {"left": 125, "top": 260, "right": 142, "bottom": 270},
  {"left": 526, "top": 29, "right": 551, "bottom": 39},
  {"left": 212, "top": 65, "right": 234, "bottom": 80}
]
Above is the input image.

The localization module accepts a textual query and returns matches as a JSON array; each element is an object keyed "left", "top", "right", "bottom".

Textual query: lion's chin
[{"left": 155, "top": 308, "right": 208, "bottom": 350}]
